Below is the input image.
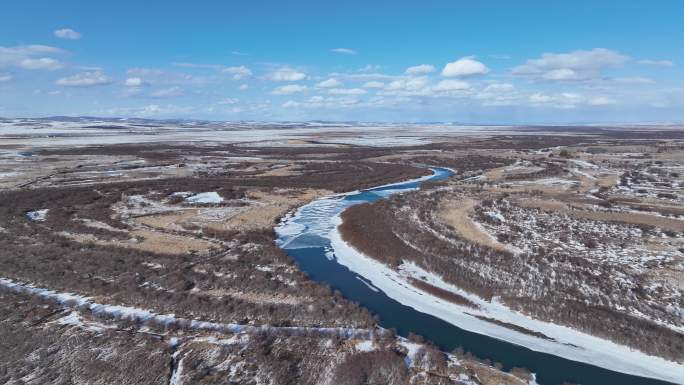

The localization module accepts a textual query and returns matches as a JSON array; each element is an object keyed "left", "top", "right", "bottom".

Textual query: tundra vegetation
[{"left": 1, "top": 119, "right": 683, "bottom": 384}]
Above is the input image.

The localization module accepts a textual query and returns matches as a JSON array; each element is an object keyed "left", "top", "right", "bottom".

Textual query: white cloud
[
  {"left": 330, "top": 48, "right": 357, "bottom": 55},
  {"left": 328, "top": 88, "right": 366, "bottom": 95},
  {"left": 272, "top": 84, "right": 307, "bottom": 95},
  {"left": 54, "top": 28, "right": 82, "bottom": 40},
  {"left": 282, "top": 95, "right": 362, "bottom": 109},
  {"left": 405, "top": 64, "right": 435, "bottom": 75},
  {"left": 150, "top": 86, "right": 184, "bottom": 98},
  {"left": 483, "top": 83, "right": 515, "bottom": 92},
  {"left": 0, "top": 74, "right": 12, "bottom": 82},
  {"left": 282, "top": 100, "right": 300, "bottom": 108},
  {"left": 476, "top": 83, "right": 519, "bottom": 106},
  {"left": 217, "top": 98, "right": 239, "bottom": 105},
  {"left": 316, "top": 78, "right": 342, "bottom": 88},
  {"left": 124, "top": 77, "right": 146, "bottom": 87},
  {"left": 588, "top": 96, "right": 617, "bottom": 106},
  {"left": 20, "top": 58, "right": 62, "bottom": 70},
  {"left": 329, "top": 71, "right": 397, "bottom": 81},
  {"left": 357, "top": 64, "right": 381, "bottom": 72},
  {"left": 127, "top": 67, "right": 216, "bottom": 86},
  {"left": 0, "top": 45, "right": 65, "bottom": 70},
  {"left": 529, "top": 93, "right": 553, "bottom": 103},
  {"left": 385, "top": 77, "right": 428, "bottom": 91},
  {"left": 56, "top": 71, "right": 111, "bottom": 87},
  {"left": 637, "top": 59, "right": 674, "bottom": 67},
  {"left": 363, "top": 81, "right": 384, "bottom": 88},
  {"left": 541, "top": 68, "right": 581, "bottom": 81},
  {"left": 267, "top": 68, "right": 307, "bottom": 81},
  {"left": 528, "top": 92, "right": 583, "bottom": 108},
  {"left": 441, "top": 56, "right": 489, "bottom": 77},
  {"left": 222, "top": 65, "right": 252, "bottom": 80},
  {"left": 513, "top": 48, "right": 627, "bottom": 82},
  {"left": 239, "top": 84, "right": 249, "bottom": 90},
  {"left": 433, "top": 79, "right": 470, "bottom": 92}
]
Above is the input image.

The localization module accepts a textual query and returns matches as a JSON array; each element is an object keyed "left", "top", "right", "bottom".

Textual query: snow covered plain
[
  {"left": 276, "top": 173, "right": 684, "bottom": 385},
  {"left": 0, "top": 117, "right": 520, "bottom": 148}
]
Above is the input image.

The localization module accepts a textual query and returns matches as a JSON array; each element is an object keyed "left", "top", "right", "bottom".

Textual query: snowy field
[{"left": 0, "top": 117, "right": 524, "bottom": 148}]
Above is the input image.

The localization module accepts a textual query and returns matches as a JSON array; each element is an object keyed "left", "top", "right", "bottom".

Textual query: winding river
[{"left": 275, "top": 168, "right": 680, "bottom": 385}]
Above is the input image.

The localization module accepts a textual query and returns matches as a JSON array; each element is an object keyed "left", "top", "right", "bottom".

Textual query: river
[{"left": 275, "top": 167, "right": 680, "bottom": 385}]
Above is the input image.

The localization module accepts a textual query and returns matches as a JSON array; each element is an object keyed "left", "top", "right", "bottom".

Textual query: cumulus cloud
[
  {"left": 54, "top": 28, "right": 82, "bottom": 40},
  {"left": 0, "top": 73, "right": 12, "bottom": 82},
  {"left": 362, "top": 81, "right": 384, "bottom": 88},
  {"left": 330, "top": 48, "right": 357, "bottom": 55},
  {"left": 513, "top": 48, "right": 627, "bottom": 82},
  {"left": 56, "top": 71, "right": 111, "bottom": 87},
  {"left": 441, "top": 56, "right": 489, "bottom": 77},
  {"left": 150, "top": 87, "right": 184, "bottom": 98},
  {"left": 316, "top": 78, "right": 342, "bottom": 88},
  {"left": 124, "top": 77, "right": 146, "bottom": 87},
  {"left": 222, "top": 65, "right": 252, "bottom": 80},
  {"left": 0, "top": 45, "right": 64, "bottom": 70},
  {"left": 328, "top": 88, "right": 366, "bottom": 95},
  {"left": 405, "top": 64, "right": 435, "bottom": 75},
  {"left": 239, "top": 84, "right": 249, "bottom": 90},
  {"left": 385, "top": 77, "right": 428, "bottom": 92},
  {"left": 432, "top": 79, "right": 470, "bottom": 92},
  {"left": 637, "top": 59, "right": 674, "bottom": 67},
  {"left": 267, "top": 68, "right": 307, "bottom": 81},
  {"left": 272, "top": 84, "right": 307, "bottom": 95}
]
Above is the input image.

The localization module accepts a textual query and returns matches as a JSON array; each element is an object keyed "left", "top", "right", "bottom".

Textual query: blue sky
[{"left": 1, "top": 1, "right": 683, "bottom": 123}]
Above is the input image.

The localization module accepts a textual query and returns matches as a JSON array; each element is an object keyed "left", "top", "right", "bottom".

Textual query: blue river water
[{"left": 276, "top": 168, "right": 678, "bottom": 385}]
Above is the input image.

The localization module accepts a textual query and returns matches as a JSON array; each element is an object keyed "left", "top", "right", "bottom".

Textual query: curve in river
[{"left": 275, "top": 168, "right": 680, "bottom": 385}]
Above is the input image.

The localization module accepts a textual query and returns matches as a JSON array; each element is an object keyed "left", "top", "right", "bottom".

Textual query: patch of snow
[
  {"left": 185, "top": 191, "right": 223, "bottom": 204},
  {"left": 355, "top": 340, "right": 375, "bottom": 352},
  {"left": 26, "top": 209, "right": 49, "bottom": 221},
  {"left": 171, "top": 191, "right": 193, "bottom": 198},
  {"left": 57, "top": 311, "right": 84, "bottom": 327},
  {"left": 398, "top": 340, "right": 423, "bottom": 367},
  {"left": 485, "top": 211, "right": 505, "bottom": 222},
  {"left": 0, "top": 277, "right": 375, "bottom": 340},
  {"left": 570, "top": 159, "right": 599, "bottom": 169}
]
